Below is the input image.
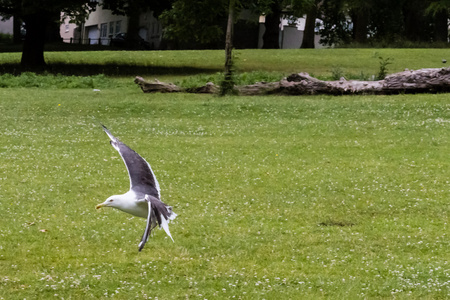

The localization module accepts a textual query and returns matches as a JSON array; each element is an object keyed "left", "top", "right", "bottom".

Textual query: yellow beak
[{"left": 96, "top": 203, "right": 105, "bottom": 209}]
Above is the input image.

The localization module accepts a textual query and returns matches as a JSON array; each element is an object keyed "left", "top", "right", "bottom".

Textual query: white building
[
  {"left": 82, "top": 6, "right": 127, "bottom": 45},
  {"left": 0, "top": 18, "right": 13, "bottom": 35},
  {"left": 60, "top": 4, "right": 162, "bottom": 49},
  {"left": 60, "top": 15, "right": 78, "bottom": 43},
  {"left": 258, "top": 15, "right": 325, "bottom": 49}
]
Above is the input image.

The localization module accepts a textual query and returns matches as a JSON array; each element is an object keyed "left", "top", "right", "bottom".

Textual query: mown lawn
[{"left": 0, "top": 49, "right": 449, "bottom": 299}]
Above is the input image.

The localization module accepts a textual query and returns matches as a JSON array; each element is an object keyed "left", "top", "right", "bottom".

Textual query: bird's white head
[{"left": 96, "top": 196, "right": 121, "bottom": 210}]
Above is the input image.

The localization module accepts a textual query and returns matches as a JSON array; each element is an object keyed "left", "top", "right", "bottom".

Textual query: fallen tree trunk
[
  {"left": 134, "top": 77, "right": 182, "bottom": 93},
  {"left": 135, "top": 67, "right": 450, "bottom": 95}
]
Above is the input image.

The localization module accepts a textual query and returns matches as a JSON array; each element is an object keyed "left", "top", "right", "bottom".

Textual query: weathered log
[
  {"left": 186, "top": 82, "right": 219, "bottom": 94},
  {"left": 135, "top": 67, "right": 450, "bottom": 95},
  {"left": 134, "top": 76, "right": 182, "bottom": 93}
]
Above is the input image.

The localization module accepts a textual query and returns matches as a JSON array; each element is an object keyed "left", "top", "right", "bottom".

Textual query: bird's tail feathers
[
  {"left": 145, "top": 195, "right": 177, "bottom": 244},
  {"left": 166, "top": 205, "right": 178, "bottom": 221}
]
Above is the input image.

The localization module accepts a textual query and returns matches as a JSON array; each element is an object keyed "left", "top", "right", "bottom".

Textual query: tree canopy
[
  {"left": 159, "top": 0, "right": 449, "bottom": 49},
  {"left": 159, "top": 0, "right": 229, "bottom": 49},
  {"left": 0, "top": 0, "right": 97, "bottom": 69},
  {"left": 319, "top": 0, "right": 449, "bottom": 46},
  {"left": 1, "top": 0, "right": 449, "bottom": 71},
  {"left": 100, "top": 0, "right": 173, "bottom": 48}
]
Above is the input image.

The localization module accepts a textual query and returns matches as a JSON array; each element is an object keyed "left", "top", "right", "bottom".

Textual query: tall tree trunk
[
  {"left": 403, "top": 2, "right": 426, "bottom": 42},
  {"left": 126, "top": 4, "right": 141, "bottom": 49},
  {"left": 433, "top": 9, "right": 448, "bottom": 43},
  {"left": 221, "top": 0, "right": 235, "bottom": 95},
  {"left": 301, "top": 4, "right": 318, "bottom": 48},
  {"left": 21, "top": 13, "right": 49, "bottom": 70},
  {"left": 46, "top": 15, "right": 63, "bottom": 43},
  {"left": 224, "top": 0, "right": 234, "bottom": 79},
  {"left": 262, "top": 0, "right": 281, "bottom": 49},
  {"left": 13, "top": 16, "right": 22, "bottom": 44},
  {"left": 351, "top": 9, "right": 369, "bottom": 44}
]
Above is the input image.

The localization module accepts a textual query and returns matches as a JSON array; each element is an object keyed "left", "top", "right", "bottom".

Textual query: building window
[
  {"left": 100, "top": 23, "right": 107, "bottom": 38},
  {"left": 109, "top": 22, "right": 114, "bottom": 35},
  {"left": 115, "top": 20, "right": 121, "bottom": 34},
  {"left": 65, "top": 24, "right": 69, "bottom": 33}
]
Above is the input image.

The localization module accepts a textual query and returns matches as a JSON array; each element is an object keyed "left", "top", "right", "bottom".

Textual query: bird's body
[
  {"left": 96, "top": 125, "right": 176, "bottom": 251},
  {"left": 106, "top": 190, "right": 148, "bottom": 218}
]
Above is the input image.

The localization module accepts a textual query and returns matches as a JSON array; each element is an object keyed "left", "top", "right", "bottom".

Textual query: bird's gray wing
[
  {"left": 101, "top": 124, "right": 160, "bottom": 198},
  {"left": 138, "top": 200, "right": 157, "bottom": 252}
]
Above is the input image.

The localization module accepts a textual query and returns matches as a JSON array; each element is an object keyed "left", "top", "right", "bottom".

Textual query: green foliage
[
  {"left": 326, "top": 67, "right": 374, "bottom": 81},
  {"left": 0, "top": 0, "right": 97, "bottom": 69},
  {"left": 356, "top": 70, "right": 371, "bottom": 80},
  {"left": 100, "top": 0, "right": 173, "bottom": 17},
  {"left": 330, "top": 65, "right": 345, "bottom": 80},
  {"left": 0, "top": 0, "right": 96, "bottom": 20},
  {"left": 0, "top": 72, "right": 112, "bottom": 88},
  {"left": 175, "top": 71, "right": 284, "bottom": 89},
  {"left": 319, "top": 0, "right": 450, "bottom": 46},
  {"left": 236, "top": 70, "right": 283, "bottom": 84},
  {"left": 427, "top": 0, "right": 450, "bottom": 14},
  {"left": 219, "top": 74, "right": 237, "bottom": 95},
  {"left": 175, "top": 73, "right": 222, "bottom": 89},
  {"left": 377, "top": 56, "right": 393, "bottom": 80},
  {"left": 318, "top": 0, "right": 352, "bottom": 46},
  {"left": 159, "top": 0, "right": 229, "bottom": 47},
  {"left": 220, "top": 48, "right": 237, "bottom": 96},
  {"left": 0, "top": 32, "right": 12, "bottom": 43}
]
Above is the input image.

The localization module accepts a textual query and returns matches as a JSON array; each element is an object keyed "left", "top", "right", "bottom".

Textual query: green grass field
[{"left": 0, "top": 49, "right": 449, "bottom": 299}]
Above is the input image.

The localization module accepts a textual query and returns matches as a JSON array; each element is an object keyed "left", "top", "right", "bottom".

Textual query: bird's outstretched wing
[
  {"left": 138, "top": 195, "right": 177, "bottom": 251},
  {"left": 139, "top": 200, "right": 157, "bottom": 251},
  {"left": 101, "top": 124, "right": 160, "bottom": 198}
]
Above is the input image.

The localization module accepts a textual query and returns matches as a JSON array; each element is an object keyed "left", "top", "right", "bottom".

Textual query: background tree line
[
  {"left": 319, "top": 0, "right": 449, "bottom": 47},
  {"left": 0, "top": 0, "right": 449, "bottom": 69}
]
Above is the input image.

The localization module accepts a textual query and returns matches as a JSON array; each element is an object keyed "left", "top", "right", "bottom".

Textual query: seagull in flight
[{"left": 96, "top": 124, "right": 177, "bottom": 251}]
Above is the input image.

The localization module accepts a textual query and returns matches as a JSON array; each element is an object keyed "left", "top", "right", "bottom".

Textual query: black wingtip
[
  {"left": 92, "top": 116, "right": 106, "bottom": 130},
  {"left": 138, "top": 240, "right": 147, "bottom": 252},
  {"left": 93, "top": 118, "right": 109, "bottom": 132},
  {"left": 100, "top": 123, "right": 118, "bottom": 143}
]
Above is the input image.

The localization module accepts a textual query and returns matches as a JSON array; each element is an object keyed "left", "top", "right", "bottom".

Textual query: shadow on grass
[
  {"left": 1, "top": 42, "right": 222, "bottom": 76},
  {"left": 1, "top": 42, "right": 117, "bottom": 53},
  {"left": 0, "top": 63, "right": 220, "bottom": 76},
  {"left": 318, "top": 219, "right": 355, "bottom": 227}
]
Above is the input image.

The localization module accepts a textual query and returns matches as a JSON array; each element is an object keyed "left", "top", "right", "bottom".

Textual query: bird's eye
[{"left": 109, "top": 199, "right": 114, "bottom": 202}]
